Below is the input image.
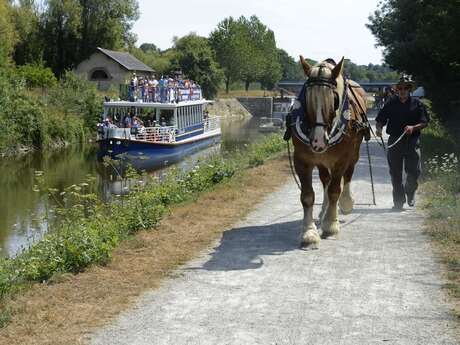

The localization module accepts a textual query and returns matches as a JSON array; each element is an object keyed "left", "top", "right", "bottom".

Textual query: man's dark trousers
[{"left": 387, "top": 135, "right": 421, "bottom": 205}]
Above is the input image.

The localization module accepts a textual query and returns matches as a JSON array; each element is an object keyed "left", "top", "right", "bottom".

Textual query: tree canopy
[
  {"left": 0, "top": 0, "right": 17, "bottom": 66},
  {"left": 172, "top": 33, "right": 223, "bottom": 99},
  {"left": 6, "top": 0, "right": 139, "bottom": 75},
  {"left": 367, "top": 0, "right": 460, "bottom": 115}
]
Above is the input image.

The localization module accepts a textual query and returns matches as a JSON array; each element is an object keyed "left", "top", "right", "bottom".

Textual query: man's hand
[
  {"left": 404, "top": 125, "right": 415, "bottom": 135},
  {"left": 375, "top": 124, "right": 383, "bottom": 137}
]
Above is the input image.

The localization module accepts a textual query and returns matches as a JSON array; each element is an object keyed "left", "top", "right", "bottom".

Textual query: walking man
[{"left": 375, "top": 75, "right": 429, "bottom": 210}]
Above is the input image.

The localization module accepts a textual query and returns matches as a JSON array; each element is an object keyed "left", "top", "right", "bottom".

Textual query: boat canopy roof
[{"left": 103, "top": 99, "right": 213, "bottom": 109}]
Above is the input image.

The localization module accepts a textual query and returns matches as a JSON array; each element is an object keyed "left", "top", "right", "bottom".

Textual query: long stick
[{"left": 366, "top": 140, "right": 376, "bottom": 205}]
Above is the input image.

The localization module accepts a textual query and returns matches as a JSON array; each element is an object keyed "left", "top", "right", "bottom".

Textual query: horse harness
[
  {"left": 283, "top": 75, "right": 370, "bottom": 148},
  {"left": 283, "top": 74, "right": 376, "bottom": 204}
]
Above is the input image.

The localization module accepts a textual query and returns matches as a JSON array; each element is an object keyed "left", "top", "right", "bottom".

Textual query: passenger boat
[{"left": 97, "top": 89, "right": 221, "bottom": 166}]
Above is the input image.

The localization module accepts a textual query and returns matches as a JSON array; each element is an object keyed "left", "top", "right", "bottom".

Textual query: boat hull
[{"left": 97, "top": 132, "right": 221, "bottom": 170}]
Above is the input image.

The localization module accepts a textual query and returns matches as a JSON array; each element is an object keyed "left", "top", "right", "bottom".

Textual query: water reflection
[{"left": 0, "top": 116, "right": 266, "bottom": 257}]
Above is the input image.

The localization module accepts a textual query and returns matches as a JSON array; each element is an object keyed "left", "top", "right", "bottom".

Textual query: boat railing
[
  {"left": 98, "top": 127, "right": 132, "bottom": 141},
  {"left": 135, "top": 126, "right": 176, "bottom": 143},
  {"left": 204, "top": 117, "right": 220, "bottom": 132}
]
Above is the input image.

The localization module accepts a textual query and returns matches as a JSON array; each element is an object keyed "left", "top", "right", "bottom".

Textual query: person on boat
[
  {"left": 132, "top": 116, "right": 144, "bottom": 128},
  {"left": 148, "top": 77, "right": 155, "bottom": 102},
  {"left": 103, "top": 116, "right": 117, "bottom": 128},
  {"left": 139, "top": 77, "right": 145, "bottom": 102},
  {"left": 375, "top": 75, "right": 429, "bottom": 210},
  {"left": 130, "top": 73, "right": 138, "bottom": 101},
  {"left": 159, "top": 76, "right": 166, "bottom": 103},
  {"left": 124, "top": 113, "right": 133, "bottom": 128}
]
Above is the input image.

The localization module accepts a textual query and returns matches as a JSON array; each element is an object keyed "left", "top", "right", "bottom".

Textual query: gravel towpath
[{"left": 91, "top": 123, "right": 458, "bottom": 345}]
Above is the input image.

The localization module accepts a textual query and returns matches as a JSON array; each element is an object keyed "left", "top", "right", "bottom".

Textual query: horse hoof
[
  {"left": 339, "top": 199, "right": 354, "bottom": 215},
  {"left": 321, "top": 220, "right": 339, "bottom": 239},
  {"left": 300, "top": 241, "right": 319, "bottom": 250},
  {"left": 301, "top": 229, "right": 321, "bottom": 248}
]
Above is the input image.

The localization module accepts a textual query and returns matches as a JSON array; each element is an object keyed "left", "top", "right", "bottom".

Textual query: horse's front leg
[
  {"left": 295, "top": 162, "right": 320, "bottom": 248},
  {"left": 321, "top": 173, "right": 342, "bottom": 239}
]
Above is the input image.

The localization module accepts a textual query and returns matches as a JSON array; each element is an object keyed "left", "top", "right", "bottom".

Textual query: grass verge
[{"left": 419, "top": 100, "right": 460, "bottom": 316}]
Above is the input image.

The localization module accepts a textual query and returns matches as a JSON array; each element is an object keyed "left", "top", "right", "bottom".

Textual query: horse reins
[
  {"left": 286, "top": 141, "right": 302, "bottom": 191},
  {"left": 347, "top": 84, "right": 380, "bottom": 205}
]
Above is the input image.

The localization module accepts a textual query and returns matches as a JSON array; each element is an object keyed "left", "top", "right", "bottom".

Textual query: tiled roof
[{"left": 97, "top": 47, "right": 154, "bottom": 72}]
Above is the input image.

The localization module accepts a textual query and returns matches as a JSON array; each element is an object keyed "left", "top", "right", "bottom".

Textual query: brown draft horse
[{"left": 292, "top": 56, "right": 368, "bottom": 249}]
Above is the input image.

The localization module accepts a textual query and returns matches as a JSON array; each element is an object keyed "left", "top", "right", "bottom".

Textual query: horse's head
[{"left": 299, "top": 56, "right": 345, "bottom": 153}]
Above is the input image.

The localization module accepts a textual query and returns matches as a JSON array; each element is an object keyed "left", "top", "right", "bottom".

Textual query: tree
[
  {"left": 42, "top": 0, "right": 82, "bottom": 76},
  {"left": 140, "top": 43, "right": 160, "bottom": 54},
  {"left": 10, "top": 0, "right": 43, "bottom": 65},
  {"left": 237, "top": 16, "right": 265, "bottom": 91},
  {"left": 78, "top": 0, "right": 139, "bottom": 62},
  {"left": 367, "top": 0, "right": 460, "bottom": 116},
  {"left": 237, "top": 16, "right": 282, "bottom": 91},
  {"left": 173, "top": 33, "right": 223, "bottom": 99},
  {"left": 0, "top": 0, "right": 17, "bottom": 66},
  {"left": 278, "top": 49, "right": 304, "bottom": 81},
  {"left": 209, "top": 17, "right": 247, "bottom": 93}
]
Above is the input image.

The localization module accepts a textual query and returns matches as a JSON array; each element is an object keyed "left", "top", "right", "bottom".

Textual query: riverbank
[{"left": 0, "top": 149, "right": 291, "bottom": 345}]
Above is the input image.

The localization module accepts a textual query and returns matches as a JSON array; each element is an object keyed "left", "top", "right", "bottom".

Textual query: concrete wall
[{"left": 236, "top": 97, "right": 273, "bottom": 118}]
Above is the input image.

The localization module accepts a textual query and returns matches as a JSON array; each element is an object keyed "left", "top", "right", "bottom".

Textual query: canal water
[{"left": 0, "top": 117, "right": 274, "bottom": 258}]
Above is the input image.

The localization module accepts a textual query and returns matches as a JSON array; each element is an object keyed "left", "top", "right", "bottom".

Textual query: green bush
[
  {"left": 47, "top": 71, "right": 102, "bottom": 129},
  {"left": 0, "top": 68, "right": 96, "bottom": 155},
  {"left": 16, "top": 63, "right": 57, "bottom": 88}
]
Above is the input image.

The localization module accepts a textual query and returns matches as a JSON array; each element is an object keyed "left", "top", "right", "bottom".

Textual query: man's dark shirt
[{"left": 376, "top": 96, "right": 429, "bottom": 138}]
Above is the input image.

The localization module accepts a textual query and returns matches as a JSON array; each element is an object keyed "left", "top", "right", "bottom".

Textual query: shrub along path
[{"left": 90, "top": 136, "right": 459, "bottom": 344}]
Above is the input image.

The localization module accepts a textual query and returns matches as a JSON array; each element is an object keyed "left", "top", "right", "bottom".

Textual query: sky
[{"left": 132, "top": 0, "right": 384, "bottom": 66}]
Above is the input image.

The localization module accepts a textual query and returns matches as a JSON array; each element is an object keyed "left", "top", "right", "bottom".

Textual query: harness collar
[{"left": 289, "top": 77, "right": 350, "bottom": 150}]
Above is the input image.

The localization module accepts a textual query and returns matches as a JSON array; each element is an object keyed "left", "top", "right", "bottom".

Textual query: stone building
[{"left": 75, "top": 47, "right": 154, "bottom": 90}]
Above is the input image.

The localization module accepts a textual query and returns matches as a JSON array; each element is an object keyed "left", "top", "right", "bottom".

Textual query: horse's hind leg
[
  {"left": 321, "top": 174, "right": 342, "bottom": 239},
  {"left": 339, "top": 165, "right": 355, "bottom": 215},
  {"left": 295, "top": 162, "right": 320, "bottom": 249}
]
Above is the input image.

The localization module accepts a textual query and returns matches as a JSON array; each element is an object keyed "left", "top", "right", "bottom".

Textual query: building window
[{"left": 90, "top": 69, "right": 110, "bottom": 80}]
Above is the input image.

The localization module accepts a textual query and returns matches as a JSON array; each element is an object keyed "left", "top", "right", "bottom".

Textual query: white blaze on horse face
[{"left": 312, "top": 92, "right": 328, "bottom": 152}]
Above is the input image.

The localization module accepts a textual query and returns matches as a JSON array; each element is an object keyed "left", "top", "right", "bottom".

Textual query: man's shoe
[
  {"left": 407, "top": 193, "right": 415, "bottom": 207},
  {"left": 407, "top": 197, "right": 415, "bottom": 207},
  {"left": 392, "top": 202, "right": 404, "bottom": 211}
]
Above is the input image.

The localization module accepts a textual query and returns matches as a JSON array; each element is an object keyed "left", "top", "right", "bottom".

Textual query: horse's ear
[
  {"left": 299, "top": 55, "right": 312, "bottom": 76},
  {"left": 331, "top": 56, "right": 345, "bottom": 80}
]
